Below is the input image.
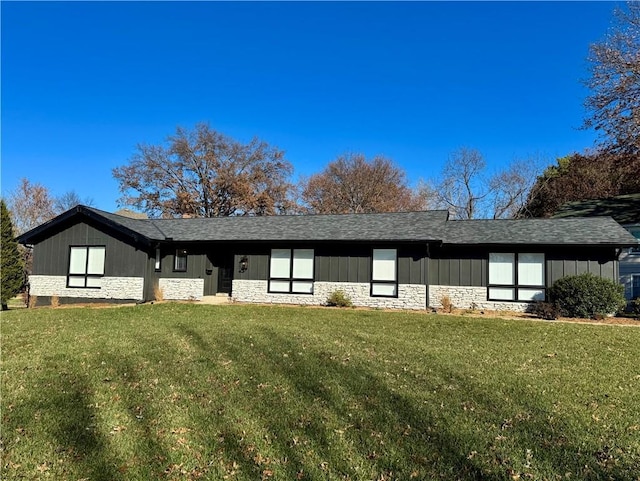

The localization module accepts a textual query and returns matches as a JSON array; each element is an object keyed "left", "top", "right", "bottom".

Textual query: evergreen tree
[{"left": 1, "top": 200, "right": 25, "bottom": 310}]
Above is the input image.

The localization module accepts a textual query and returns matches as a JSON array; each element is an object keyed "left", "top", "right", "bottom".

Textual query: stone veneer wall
[
  {"left": 29, "top": 275, "right": 144, "bottom": 300},
  {"left": 428, "top": 285, "right": 531, "bottom": 312},
  {"left": 158, "top": 278, "right": 205, "bottom": 301},
  {"left": 232, "top": 280, "right": 426, "bottom": 310}
]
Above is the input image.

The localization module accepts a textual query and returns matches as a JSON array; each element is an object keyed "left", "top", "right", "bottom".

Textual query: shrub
[
  {"left": 440, "top": 295, "right": 454, "bottom": 313},
  {"left": 548, "top": 273, "right": 626, "bottom": 319},
  {"left": 627, "top": 297, "right": 640, "bottom": 316},
  {"left": 529, "top": 301, "right": 559, "bottom": 320},
  {"left": 326, "top": 290, "right": 353, "bottom": 308},
  {"left": 154, "top": 285, "right": 165, "bottom": 302}
]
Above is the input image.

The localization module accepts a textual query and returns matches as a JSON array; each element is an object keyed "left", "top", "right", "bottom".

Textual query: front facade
[{"left": 19, "top": 206, "right": 638, "bottom": 311}]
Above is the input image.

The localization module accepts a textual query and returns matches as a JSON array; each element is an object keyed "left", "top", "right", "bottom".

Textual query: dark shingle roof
[
  {"left": 17, "top": 205, "right": 639, "bottom": 247},
  {"left": 443, "top": 217, "right": 638, "bottom": 245},
  {"left": 89, "top": 207, "right": 450, "bottom": 242},
  {"left": 552, "top": 193, "right": 640, "bottom": 225}
]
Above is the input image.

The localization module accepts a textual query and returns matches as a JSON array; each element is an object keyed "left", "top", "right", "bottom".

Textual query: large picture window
[
  {"left": 68, "top": 246, "right": 106, "bottom": 288},
  {"left": 269, "top": 249, "right": 314, "bottom": 294},
  {"left": 489, "top": 252, "right": 545, "bottom": 301},
  {"left": 371, "top": 248, "right": 397, "bottom": 297}
]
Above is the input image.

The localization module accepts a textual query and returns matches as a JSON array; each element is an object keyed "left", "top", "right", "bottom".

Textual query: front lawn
[{"left": 1, "top": 304, "right": 639, "bottom": 480}]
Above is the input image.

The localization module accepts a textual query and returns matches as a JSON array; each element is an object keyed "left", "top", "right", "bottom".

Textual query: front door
[{"left": 218, "top": 258, "right": 233, "bottom": 294}]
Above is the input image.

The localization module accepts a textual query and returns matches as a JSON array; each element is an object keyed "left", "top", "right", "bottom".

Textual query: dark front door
[{"left": 218, "top": 258, "right": 233, "bottom": 294}]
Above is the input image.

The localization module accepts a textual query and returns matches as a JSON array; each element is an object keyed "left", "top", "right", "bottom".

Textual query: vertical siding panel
[
  {"left": 564, "top": 260, "right": 577, "bottom": 277},
  {"left": 449, "top": 259, "right": 460, "bottom": 286},
  {"left": 460, "top": 259, "right": 471, "bottom": 286},
  {"left": 471, "top": 259, "right": 482, "bottom": 286},
  {"left": 358, "top": 255, "right": 370, "bottom": 283},
  {"left": 339, "top": 257, "right": 349, "bottom": 282},
  {"left": 440, "top": 259, "right": 450, "bottom": 285},
  {"left": 397, "top": 256, "right": 408, "bottom": 284},
  {"left": 318, "top": 255, "right": 329, "bottom": 282},
  {"left": 576, "top": 260, "right": 589, "bottom": 275},
  {"left": 600, "top": 260, "right": 614, "bottom": 281},
  {"left": 330, "top": 256, "right": 339, "bottom": 282},
  {"left": 348, "top": 256, "right": 359, "bottom": 283}
]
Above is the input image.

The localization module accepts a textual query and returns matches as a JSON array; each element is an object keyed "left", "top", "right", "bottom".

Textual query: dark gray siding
[
  {"left": 429, "top": 245, "right": 619, "bottom": 288},
  {"left": 148, "top": 244, "right": 239, "bottom": 298},
  {"left": 546, "top": 248, "right": 619, "bottom": 285},
  {"left": 31, "top": 220, "right": 148, "bottom": 278},
  {"left": 234, "top": 248, "right": 269, "bottom": 281},
  {"left": 233, "top": 244, "right": 427, "bottom": 284},
  {"left": 429, "top": 258, "right": 488, "bottom": 286}
]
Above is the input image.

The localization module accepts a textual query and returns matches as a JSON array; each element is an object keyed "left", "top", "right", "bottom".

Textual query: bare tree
[
  {"left": 113, "top": 123, "right": 295, "bottom": 218},
  {"left": 53, "top": 191, "right": 94, "bottom": 212},
  {"left": 490, "top": 157, "right": 544, "bottom": 219},
  {"left": 430, "top": 148, "right": 491, "bottom": 219},
  {"left": 7, "top": 178, "right": 57, "bottom": 235},
  {"left": 299, "top": 153, "right": 426, "bottom": 214},
  {"left": 584, "top": 2, "right": 640, "bottom": 155},
  {"left": 429, "top": 148, "right": 543, "bottom": 219}
]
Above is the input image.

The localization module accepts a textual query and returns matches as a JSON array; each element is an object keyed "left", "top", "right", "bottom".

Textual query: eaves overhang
[{"left": 16, "top": 205, "right": 154, "bottom": 247}]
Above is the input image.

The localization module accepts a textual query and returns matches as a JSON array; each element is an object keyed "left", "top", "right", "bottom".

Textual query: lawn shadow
[
  {"left": 176, "top": 323, "right": 638, "bottom": 480},
  {"left": 5, "top": 369, "right": 122, "bottom": 481},
  {"left": 177, "top": 324, "right": 494, "bottom": 480}
]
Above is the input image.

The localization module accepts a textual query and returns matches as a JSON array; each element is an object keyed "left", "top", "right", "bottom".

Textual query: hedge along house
[{"left": 17, "top": 205, "right": 639, "bottom": 310}]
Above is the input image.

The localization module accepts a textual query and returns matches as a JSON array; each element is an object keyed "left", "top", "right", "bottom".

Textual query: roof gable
[{"left": 552, "top": 193, "right": 640, "bottom": 225}]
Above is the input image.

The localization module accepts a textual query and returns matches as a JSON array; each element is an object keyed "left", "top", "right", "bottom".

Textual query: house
[
  {"left": 17, "top": 205, "right": 639, "bottom": 310},
  {"left": 553, "top": 193, "right": 640, "bottom": 301}
]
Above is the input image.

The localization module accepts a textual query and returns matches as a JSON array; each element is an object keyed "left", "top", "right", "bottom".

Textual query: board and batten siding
[
  {"left": 31, "top": 220, "right": 147, "bottom": 278},
  {"left": 233, "top": 245, "right": 427, "bottom": 284},
  {"left": 428, "top": 245, "right": 619, "bottom": 288}
]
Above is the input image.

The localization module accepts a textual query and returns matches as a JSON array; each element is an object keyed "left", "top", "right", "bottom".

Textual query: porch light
[{"left": 239, "top": 256, "right": 249, "bottom": 273}]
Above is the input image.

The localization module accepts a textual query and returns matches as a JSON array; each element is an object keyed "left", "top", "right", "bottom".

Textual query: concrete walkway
[{"left": 199, "top": 295, "right": 231, "bottom": 305}]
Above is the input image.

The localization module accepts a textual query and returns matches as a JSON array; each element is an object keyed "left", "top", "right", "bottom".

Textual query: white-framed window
[
  {"left": 269, "top": 248, "right": 314, "bottom": 294},
  {"left": 155, "top": 247, "right": 162, "bottom": 271},
  {"left": 371, "top": 248, "right": 397, "bottom": 297},
  {"left": 174, "top": 249, "right": 187, "bottom": 272},
  {"left": 67, "top": 246, "right": 106, "bottom": 288},
  {"left": 488, "top": 252, "right": 545, "bottom": 302}
]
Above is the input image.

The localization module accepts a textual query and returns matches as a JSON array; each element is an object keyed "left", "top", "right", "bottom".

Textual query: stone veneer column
[{"left": 158, "top": 278, "right": 205, "bottom": 301}]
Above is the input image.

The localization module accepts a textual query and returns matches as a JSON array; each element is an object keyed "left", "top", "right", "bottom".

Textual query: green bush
[
  {"left": 548, "top": 273, "right": 626, "bottom": 319},
  {"left": 326, "top": 290, "right": 353, "bottom": 308},
  {"left": 627, "top": 297, "right": 640, "bottom": 316}
]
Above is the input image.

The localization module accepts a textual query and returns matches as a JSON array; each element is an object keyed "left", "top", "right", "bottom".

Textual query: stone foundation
[
  {"left": 428, "top": 285, "right": 531, "bottom": 312},
  {"left": 28, "top": 275, "right": 145, "bottom": 300},
  {"left": 158, "top": 278, "right": 205, "bottom": 301},
  {"left": 232, "top": 280, "right": 426, "bottom": 310}
]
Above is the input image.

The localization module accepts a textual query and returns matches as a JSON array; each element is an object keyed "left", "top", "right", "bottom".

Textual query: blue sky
[{"left": 1, "top": 1, "right": 620, "bottom": 212}]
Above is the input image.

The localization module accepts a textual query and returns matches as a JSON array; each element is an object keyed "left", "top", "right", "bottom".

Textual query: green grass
[{"left": 2, "top": 304, "right": 639, "bottom": 480}]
